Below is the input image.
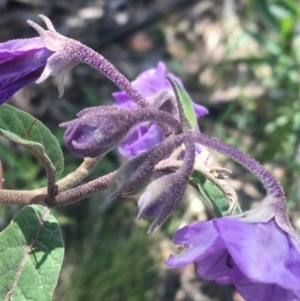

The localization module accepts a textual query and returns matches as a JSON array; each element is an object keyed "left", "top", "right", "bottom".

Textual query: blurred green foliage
[
  {"left": 216, "top": 0, "right": 300, "bottom": 208},
  {"left": 54, "top": 200, "right": 160, "bottom": 301}
]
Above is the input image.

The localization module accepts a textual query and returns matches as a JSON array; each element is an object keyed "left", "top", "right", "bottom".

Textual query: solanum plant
[{"left": 0, "top": 15, "right": 299, "bottom": 301}]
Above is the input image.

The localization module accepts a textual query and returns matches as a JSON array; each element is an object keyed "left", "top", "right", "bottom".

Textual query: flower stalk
[
  {"left": 187, "top": 131, "right": 285, "bottom": 201},
  {"left": 27, "top": 15, "right": 150, "bottom": 108}
]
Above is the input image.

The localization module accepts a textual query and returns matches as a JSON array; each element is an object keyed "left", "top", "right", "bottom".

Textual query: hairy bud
[
  {"left": 109, "top": 151, "right": 156, "bottom": 199},
  {"left": 60, "top": 106, "right": 183, "bottom": 158},
  {"left": 138, "top": 136, "right": 196, "bottom": 233},
  {"left": 138, "top": 171, "right": 195, "bottom": 233},
  {"left": 109, "top": 134, "right": 184, "bottom": 199},
  {"left": 60, "top": 107, "right": 134, "bottom": 157}
]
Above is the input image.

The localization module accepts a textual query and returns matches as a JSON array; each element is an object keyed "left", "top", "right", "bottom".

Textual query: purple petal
[
  {"left": 113, "top": 62, "right": 209, "bottom": 157},
  {"left": 0, "top": 67, "right": 43, "bottom": 104},
  {"left": 118, "top": 123, "right": 163, "bottom": 157},
  {"left": 112, "top": 91, "right": 137, "bottom": 110},
  {"left": 218, "top": 267, "right": 299, "bottom": 301},
  {"left": 193, "top": 102, "right": 209, "bottom": 118},
  {"left": 132, "top": 62, "right": 168, "bottom": 96},
  {"left": 0, "top": 37, "right": 53, "bottom": 103},
  {"left": 235, "top": 281, "right": 299, "bottom": 301},
  {"left": 0, "top": 37, "right": 46, "bottom": 63},
  {"left": 215, "top": 218, "right": 300, "bottom": 298},
  {"left": 165, "top": 221, "right": 228, "bottom": 274},
  {"left": 0, "top": 49, "right": 51, "bottom": 88}
]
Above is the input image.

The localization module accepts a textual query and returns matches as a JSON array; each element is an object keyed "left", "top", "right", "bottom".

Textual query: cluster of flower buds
[{"left": 1, "top": 14, "right": 300, "bottom": 301}]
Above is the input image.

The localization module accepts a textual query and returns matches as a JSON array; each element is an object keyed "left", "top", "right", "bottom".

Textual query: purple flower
[
  {"left": 0, "top": 37, "right": 53, "bottom": 104},
  {"left": 165, "top": 217, "right": 300, "bottom": 301},
  {"left": 113, "top": 62, "right": 209, "bottom": 157}
]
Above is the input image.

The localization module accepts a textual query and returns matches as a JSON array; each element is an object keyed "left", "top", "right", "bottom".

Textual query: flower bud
[
  {"left": 138, "top": 136, "right": 196, "bottom": 233},
  {"left": 109, "top": 151, "right": 155, "bottom": 199},
  {"left": 60, "top": 106, "right": 183, "bottom": 158},
  {"left": 60, "top": 106, "right": 136, "bottom": 157},
  {"left": 137, "top": 173, "right": 188, "bottom": 233},
  {"left": 109, "top": 134, "right": 184, "bottom": 199}
]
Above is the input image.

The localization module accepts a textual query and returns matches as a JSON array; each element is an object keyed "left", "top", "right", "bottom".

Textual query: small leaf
[
  {"left": 0, "top": 205, "right": 64, "bottom": 301},
  {"left": 167, "top": 77, "right": 197, "bottom": 131},
  {"left": 0, "top": 104, "right": 64, "bottom": 176},
  {"left": 191, "top": 173, "right": 242, "bottom": 217}
]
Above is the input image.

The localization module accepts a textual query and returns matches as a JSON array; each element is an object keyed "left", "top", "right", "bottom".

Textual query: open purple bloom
[
  {"left": 165, "top": 217, "right": 300, "bottom": 301},
  {"left": 113, "top": 62, "right": 209, "bottom": 157},
  {"left": 0, "top": 37, "right": 53, "bottom": 104}
]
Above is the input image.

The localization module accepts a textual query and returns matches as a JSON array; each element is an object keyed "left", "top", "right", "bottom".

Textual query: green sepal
[
  {"left": 0, "top": 104, "right": 64, "bottom": 176},
  {"left": 167, "top": 77, "right": 197, "bottom": 131},
  {"left": 0, "top": 205, "right": 64, "bottom": 301},
  {"left": 191, "top": 173, "right": 242, "bottom": 217}
]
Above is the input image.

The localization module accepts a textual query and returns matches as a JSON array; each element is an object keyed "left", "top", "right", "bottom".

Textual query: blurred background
[{"left": 1, "top": 0, "right": 300, "bottom": 300}]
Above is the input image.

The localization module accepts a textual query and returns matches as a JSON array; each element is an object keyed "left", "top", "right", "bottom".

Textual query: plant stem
[
  {"left": 50, "top": 173, "right": 114, "bottom": 207},
  {"left": 78, "top": 45, "right": 150, "bottom": 108},
  {"left": 188, "top": 132, "right": 285, "bottom": 201}
]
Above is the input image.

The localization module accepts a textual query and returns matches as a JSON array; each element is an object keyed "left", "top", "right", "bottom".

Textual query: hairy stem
[
  {"left": 78, "top": 45, "right": 149, "bottom": 108},
  {"left": 78, "top": 46, "right": 173, "bottom": 136},
  {"left": 188, "top": 132, "right": 285, "bottom": 201},
  {"left": 27, "top": 15, "right": 173, "bottom": 135},
  {"left": 56, "top": 156, "right": 102, "bottom": 191},
  {"left": 50, "top": 173, "right": 114, "bottom": 207},
  {"left": 0, "top": 172, "right": 114, "bottom": 207}
]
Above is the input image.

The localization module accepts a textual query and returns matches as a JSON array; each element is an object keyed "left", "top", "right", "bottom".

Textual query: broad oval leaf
[
  {"left": 167, "top": 77, "right": 197, "bottom": 131},
  {"left": 0, "top": 104, "right": 63, "bottom": 176},
  {"left": 0, "top": 205, "right": 64, "bottom": 301}
]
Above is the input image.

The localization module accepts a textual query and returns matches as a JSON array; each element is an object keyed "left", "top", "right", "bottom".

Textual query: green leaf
[
  {"left": 279, "top": 0, "right": 300, "bottom": 15},
  {"left": 244, "top": 30, "right": 282, "bottom": 55},
  {"left": 254, "top": 0, "right": 280, "bottom": 33},
  {"left": 191, "top": 173, "right": 242, "bottom": 217},
  {"left": 0, "top": 104, "right": 64, "bottom": 176},
  {"left": 0, "top": 205, "right": 64, "bottom": 301},
  {"left": 167, "top": 77, "right": 197, "bottom": 131}
]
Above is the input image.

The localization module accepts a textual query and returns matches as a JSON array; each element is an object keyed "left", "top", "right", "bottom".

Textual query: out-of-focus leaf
[
  {"left": 245, "top": 30, "right": 281, "bottom": 55},
  {"left": 277, "top": 0, "right": 300, "bottom": 15},
  {"left": 254, "top": 0, "right": 280, "bottom": 32}
]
